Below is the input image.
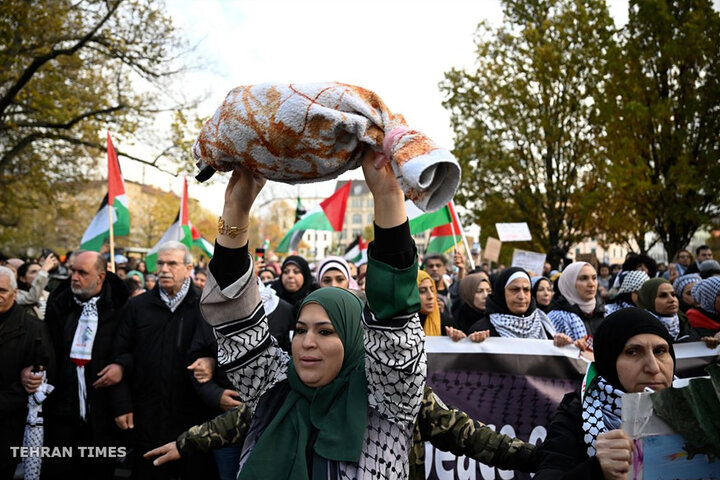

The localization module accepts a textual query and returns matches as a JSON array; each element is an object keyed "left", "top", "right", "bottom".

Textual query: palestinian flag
[
  {"left": 343, "top": 236, "right": 368, "bottom": 265},
  {"left": 276, "top": 181, "right": 352, "bottom": 253},
  {"left": 146, "top": 177, "right": 192, "bottom": 272},
  {"left": 80, "top": 133, "right": 130, "bottom": 251},
  {"left": 425, "top": 202, "right": 462, "bottom": 254},
  {"left": 406, "top": 200, "right": 453, "bottom": 235},
  {"left": 191, "top": 222, "right": 214, "bottom": 259}
]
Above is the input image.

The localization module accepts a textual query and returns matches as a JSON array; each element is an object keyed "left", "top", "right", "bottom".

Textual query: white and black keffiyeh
[
  {"left": 548, "top": 309, "right": 588, "bottom": 340},
  {"left": 582, "top": 375, "right": 623, "bottom": 457},
  {"left": 604, "top": 301, "right": 634, "bottom": 317},
  {"left": 617, "top": 270, "right": 650, "bottom": 295},
  {"left": 694, "top": 276, "right": 720, "bottom": 313},
  {"left": 159, "top": 277, "right": 192, "bottom": 312},
  {"left": 489, "top": 309, "right": 552, "bottom": 339},
  {"left": 70, "top": 295, "right": 100, "bottom": 421},
  {"left": 648, "top": 312, "right": 681, "bottom": 340},
  {"left": 673, "top": 273, "right": 701, "bottom": 298},
  {"left": 23, "top": 371, "right": 54, "bottom": 480}
]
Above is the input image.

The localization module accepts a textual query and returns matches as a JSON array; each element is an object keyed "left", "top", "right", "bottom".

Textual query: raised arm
[
  {"left": 361, "top": 152, "right": 426, "bottom": 425},
  {"left": 200, "top": 168, "right": 290, "bottom": 410}
]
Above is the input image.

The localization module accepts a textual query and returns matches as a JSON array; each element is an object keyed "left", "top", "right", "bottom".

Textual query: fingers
[
  {"left": 469, "top": 330, "right": 490, "bottom": 343},
  {"left": 143, "top": 446, "right": 166, "bottom": 459},
  {"left": 187, "top": 359, "right": 201, "bottom": 370},
  {"left": 115, "top": 413, "right": 134, "bottom": 430}
]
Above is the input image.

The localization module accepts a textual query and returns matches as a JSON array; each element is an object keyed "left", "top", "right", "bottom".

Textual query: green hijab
[
  {"left": 238, "top": 287, "right": 368, "bottom": 480},
  {"left": 637, "top": 278, "right": 670, "bottom": 315}
]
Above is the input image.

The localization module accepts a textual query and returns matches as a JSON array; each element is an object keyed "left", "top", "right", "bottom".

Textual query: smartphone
[{"left": 255, "top": 248, "right": 265, "bottom": 261}]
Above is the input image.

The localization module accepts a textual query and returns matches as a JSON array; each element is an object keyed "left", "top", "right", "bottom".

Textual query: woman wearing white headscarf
[
  {"left": 315, "top": 256, "right": 359, "bottom": 290},
  {"left": 547, "top": 262, "right": 605, "bottom": 342}
]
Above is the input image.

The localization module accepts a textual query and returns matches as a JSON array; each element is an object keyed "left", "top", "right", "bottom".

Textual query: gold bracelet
[{"left": 217, "top": 216, "right": 248, "bottom": 238}]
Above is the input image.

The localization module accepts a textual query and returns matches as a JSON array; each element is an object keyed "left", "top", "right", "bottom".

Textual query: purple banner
[{"left": 423, "top": 337, "right": 720, "bottom": 480}]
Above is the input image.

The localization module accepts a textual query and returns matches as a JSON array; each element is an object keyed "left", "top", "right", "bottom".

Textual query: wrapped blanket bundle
[{"left": 193, "top": 82, "right": 460, "bottom": 211}]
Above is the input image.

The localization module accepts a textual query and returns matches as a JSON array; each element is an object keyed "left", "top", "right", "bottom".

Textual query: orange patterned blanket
[{"left": 193, "top": 82, "right": 460, "bottom": 211}]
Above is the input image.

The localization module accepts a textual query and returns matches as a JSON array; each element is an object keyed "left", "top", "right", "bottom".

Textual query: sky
[{"left": 121, "top": 0, "right": 635, "bottom": 217}]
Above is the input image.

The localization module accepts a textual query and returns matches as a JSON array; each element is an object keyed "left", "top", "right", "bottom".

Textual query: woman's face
[
  {"left": 505, "top": 277, "right": 531, "bottom": 315},
  {"left": 535, "top": 281, "right": 553, "bottom": 307},
  {"left": 654, "top": 283, "right": 678, "bottom": 315},
  {"left": 473, "top": 282, "right": 491, "bottom": 311},
  {"left": 20, "top": 264, "right": 41, "bottom": 285},
  {"left": 418, "top": 279, "right": 436, "bottom": 315},
  {"left": 320, "top": 269, "right": 348, "bottom": 289},
  {"left": 145, "top": 276, "right": 156, "bottom": 290},
  {"left": 282, "top": 264, "right": 304, "bottom": 293},
  {"left": 575, "top": 265, "right": 598, "bottom": 301},
  {"left": 681, "top": 283, "right": 697, "bottom": 307},
  {"left": 292, "top": 303, "right": 344, "bottom": 388},
  {"left": 193, "top": 272, "right": 207, "bottom": 290},
  {"left": 715, "top": 292, "right": 720, "bottom": 314},
  {"left": 616, "top": 333, "right": 674, "bottom": 393},
  {"left": 259, "top": 270, "right": 275, "bottom": 283}
]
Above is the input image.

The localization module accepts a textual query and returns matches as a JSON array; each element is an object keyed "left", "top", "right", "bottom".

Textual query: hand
[
  {"left": 219, "top": 166, "right": 266, "bottom": 248},
  {"left": 361, "top": 149, "right": 405, "bottom": 229},
  {"left": 115, "top": 413, "right": 134, "bottom": 430},
  {"left": 41, "top": 254, "right": 58, "bottom": 272},
  {"left": 596, "top": 429, "right": 634, "bottom": 480},
  {"left": 21, "top": 366, "right": 43, "bottom": 394},
  {"left": 453, "top": 249, "right": 466, "bottom": 281},
  {"left": 468, "top": 330, "right": 490, "bottom": 343},
  {"left": 445, "top": 326, "right": 467, "bottom": 342},
  {"left": 93, "top": 363, "right": 123, "bottom": 388},
  {"left": 553, "top": 333, "right": 573, "bottom": 347},
  {"left": 219, "top": 389, "right": 242, "bottom": 412},
  {"left": 668, "top": 263, "right": 679, "bottom": 283},
  {"left": 574, "top": 337, "right": 589, "bottom": 351},
  {"left": 187, "top": 357, "right": 216, "bottom": 384},
  {"left": 144, "top": 442, "right": 181, "bottom": 466},
  {"left": 702, "top": 332, "right": 720, "bottom": 349},
  {"left": 254, "top": 259, "right": 266, "bottom": 278}
]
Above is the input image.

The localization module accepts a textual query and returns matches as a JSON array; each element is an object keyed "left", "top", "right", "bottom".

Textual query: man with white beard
[{"left": 42, "top": 251, "right": 130, "bottom": 479}]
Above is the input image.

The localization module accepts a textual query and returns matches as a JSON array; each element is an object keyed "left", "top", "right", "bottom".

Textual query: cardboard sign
[
  {"left": 511, "top": 249, "right": 547, "bottom": 276},
  {"left": 483, "top": 237, "right": 501, "bottom": 262},
  {"left": 495, "top": 222, "right": 532, "bottom": 242}
]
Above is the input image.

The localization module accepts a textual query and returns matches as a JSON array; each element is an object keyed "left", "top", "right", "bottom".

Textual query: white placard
[
  {"left": 511, "top": 249, "right": 546, "bottom": 276},
  {"left": 495, "top": 222, "right": 532, "bottom": 242}
]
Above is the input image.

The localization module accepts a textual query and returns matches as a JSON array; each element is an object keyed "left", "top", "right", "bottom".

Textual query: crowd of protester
[{"left": 2, "top": 174, "right": 720, "bottom": 480}]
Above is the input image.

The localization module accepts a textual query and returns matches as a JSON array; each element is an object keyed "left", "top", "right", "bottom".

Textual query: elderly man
[
  {"left": 0, "top": 266, "right": 54, "bottom": 480},
  {"left": 112, "top": 241, "right": 220, "bottom": 479},
  {"left": 41, "top": 251, "right": 129, "bottom": 479}
]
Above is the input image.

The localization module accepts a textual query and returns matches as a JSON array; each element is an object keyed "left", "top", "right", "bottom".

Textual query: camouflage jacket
[
  {"left": 176, "top": 404, "right": 251, "bottom": 456},
  {"left": 409, "top": 386, "right": 541, "bottom": 480}
]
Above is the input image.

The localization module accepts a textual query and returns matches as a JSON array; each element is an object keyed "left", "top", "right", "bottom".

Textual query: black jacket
[
  {"left": 43, "top": 272, "right": 128, "bottom": 446},
  {"left": 112, "top": 283, "right": 218, "bottom": 448},
  {"left": 0, "top": 303, "right": 54, "bottom": 470},
  {"left": 535, "top": 391, "right": 604, "bottom": 480}
]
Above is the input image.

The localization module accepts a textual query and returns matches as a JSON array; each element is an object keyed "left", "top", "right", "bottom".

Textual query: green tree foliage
[
  {"left": 0, "top": 0, "right": 199, "bottom": 239},
  {"left": 440, "top": 0, "right": 615, "bottom": 267},
  {"left": 597, "top": 0, "right": 720, "bottom": 259}
]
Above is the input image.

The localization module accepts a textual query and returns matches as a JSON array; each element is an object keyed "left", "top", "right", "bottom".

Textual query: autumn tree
[
  {"left": 0, "top": 0, "right": 199, "bottom": 245},
  {"left": 440, "top": 0, "right": 615, "bottom": 267},
  {"left": 597, "top": 0, "right": 720, "bottom": 259}
]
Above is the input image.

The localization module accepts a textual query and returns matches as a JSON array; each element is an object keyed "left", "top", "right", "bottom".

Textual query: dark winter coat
[
  {"left": 43, "top": 272, "right": 128, "bottom": 446},
  {"left": 0, "top": 304, "right": 54, "bottom": 471},
  {"left": 112, "top": 283, "right": 218, "bottom": 448}
]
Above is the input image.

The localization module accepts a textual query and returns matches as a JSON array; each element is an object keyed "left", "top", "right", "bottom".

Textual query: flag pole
[
  {"left": 450, "top": 200, "right": 476, "bottom": 271},
  {"left": 107, "top": 132, "right": 116, "bottom": 274}
]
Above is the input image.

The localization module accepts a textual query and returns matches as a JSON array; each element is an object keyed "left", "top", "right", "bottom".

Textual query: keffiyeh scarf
[
  {"left": 582, "top": 374, "right": 623, "bottom": 457},
  {"left": 159, "top": 277, "right": 191, "bottom": 312},
  {"left": 70, "top": 296, "right": 100, "bottom": 421},
  {"left": 648, "top": 312, "right": 681, "bottom": 340},
  {"left": 489, "top": 309, "right": 552, "bottom": 339}
]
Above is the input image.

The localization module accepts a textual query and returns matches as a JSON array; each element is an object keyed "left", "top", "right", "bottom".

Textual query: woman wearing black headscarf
[
  {"left": 531, "top": 277, "right": 554, "bottom": 314},
  {"left": 468, "top": 267, "right": 572, "bottom": 345},
  {"left": 536, "top": 308, "right": 676, "bottom": 479},
  {"left": 269, "top": 255, "right": 317, "bottom": 311}
]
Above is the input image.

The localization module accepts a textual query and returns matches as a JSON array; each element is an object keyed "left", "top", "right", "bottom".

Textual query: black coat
[
  {"left": 535, "top": 391, "right": 604, "bottom": 479},
  {"left": 43, "top": 272, "right": 129, "bottom": 446},
  {"left": 112, "top": 283, "right": 217, "bottom": 448},
  {"left": 0, "top": 304, "right": 54, "bottom": 471}
]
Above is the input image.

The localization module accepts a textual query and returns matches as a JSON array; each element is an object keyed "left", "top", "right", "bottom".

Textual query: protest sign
[
  {"left": 511, "top": 249, "right": 546, "bottom": 276},
  {"left": 495, "top": 223, "right": 532, "bottom": 242},
  {"left": 483, "top": 237, "right": 501, "bottom": 262}
]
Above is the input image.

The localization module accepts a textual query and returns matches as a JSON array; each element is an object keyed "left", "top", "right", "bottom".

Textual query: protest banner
[
  {"left": 483, "top": 237, "right": 501, "bottom": 263},
  {"left": 423, "top": 337, "right": 720, "bottom": 480},
  {"left": 495, "top": 223, "right": 532, "bottom": 242},
  {"left": 511, "top": 249, "right": 546, "bottom": 276}
]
